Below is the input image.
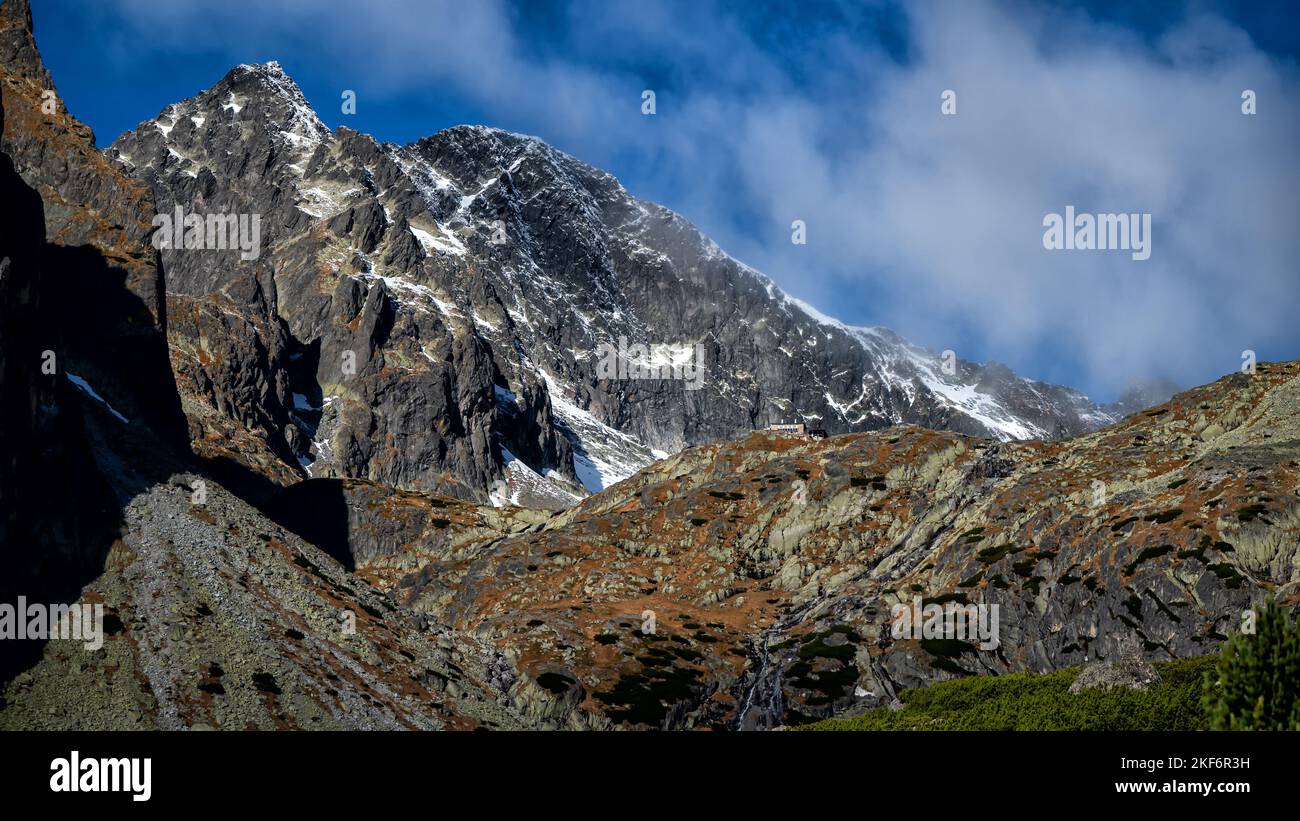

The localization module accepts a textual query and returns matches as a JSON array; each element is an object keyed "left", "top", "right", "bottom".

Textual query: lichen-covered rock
[
  {"left": 376, "top": 365, "right": 1300, "bottom": 728},
  {"left": 1069, "top": 638, "right": 1161, "bottom": 693}
]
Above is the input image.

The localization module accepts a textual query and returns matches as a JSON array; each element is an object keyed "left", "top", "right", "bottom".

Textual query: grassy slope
[{"left": 799, "top": 656, "right": 1216, "bottom": 731}]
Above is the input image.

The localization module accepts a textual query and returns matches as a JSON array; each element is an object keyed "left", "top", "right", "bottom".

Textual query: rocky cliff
[
  {"left": 0, "top": 0, "right": 138, "bottom": 681},
  {"left": 0, "top": 0, "right": 552, "bottom": 729}
]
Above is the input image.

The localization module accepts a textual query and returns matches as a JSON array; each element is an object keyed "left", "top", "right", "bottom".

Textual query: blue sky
[{"left": 30, "top": 0, "right": 1300, "bottom": 401}]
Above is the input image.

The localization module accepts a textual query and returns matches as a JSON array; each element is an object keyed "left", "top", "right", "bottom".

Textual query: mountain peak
[
  {"left": 213, "top": 60, "right": 329, "bottom": 139},
  {"left": 107, "top": 52, "right": 1142, "bottom": 499},
  {"left": 118, "top": 58, "right": 333, "bottom": 168},
  {"left": 242, "top": 59, "right": 287, "bottom": 74},
  {"left": 413, "top": 123, "right": 552, "bottom": 169},
  {"left": 230, "top": 59, "right": 295, "bottom": 84}
]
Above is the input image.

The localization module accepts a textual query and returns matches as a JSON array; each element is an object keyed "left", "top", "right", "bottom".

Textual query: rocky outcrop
[
  {"left": 373, "top": 362, "right": 1300, "bottom": 728},
  {"left": 261, "top": 476, "right": 552, "bottom": 573},
  {"left": 0, "top": 44, "right": 43, "bottom": 555},
  {"left": 0, "top": 1, "right": 141, "bottom": 682},
  {"left": 0, "top": 445, "right": 543, "bottom": 730},
  {"left": 1068, "top": 638, "right": 1161, "bottom": 693}
]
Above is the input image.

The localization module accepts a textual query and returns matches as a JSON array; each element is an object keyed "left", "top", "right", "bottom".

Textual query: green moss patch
[
  {"left": 976, "top": 543, "right": 1025, "bottom": 564},
  {"left": 799, "top": 656, "right": 1217, "bottom": 731}
]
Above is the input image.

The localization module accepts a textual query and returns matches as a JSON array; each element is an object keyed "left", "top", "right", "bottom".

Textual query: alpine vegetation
[{"left": 1042, "top": 206, "right": 1151, "bottom": 261}]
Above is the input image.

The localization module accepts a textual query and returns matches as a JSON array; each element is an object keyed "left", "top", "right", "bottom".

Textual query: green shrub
[
  {"left": 798, "top": 656, "right": 1215, "bottom": 731},
  {"left": 976, "top": 543, "right": 1024, "bottom": 564},
  {"left": 1144, "top": 508, "right": 1182, "bottom": 525},
  {"left": 1202, "top": 598, "right": 1300, "bottom": 730}
]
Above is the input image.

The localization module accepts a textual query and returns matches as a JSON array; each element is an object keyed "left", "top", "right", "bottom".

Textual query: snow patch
[
  {"left": 153, "top": 105, "right": 179, "bottom": 136},
  {"left": 536, "top": 368, "right": 658, "bottom": 493},
  {"left": 410, "top": 225, "right": 466, "bottom": 257},
  {"left": 356, "top": 272, "right": 462, "bottom": 319},
  {"left": 67, "top": 373, "right": 129, "bottom": 424}
]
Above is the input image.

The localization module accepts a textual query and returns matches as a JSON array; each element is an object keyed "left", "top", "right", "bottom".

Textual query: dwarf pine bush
[{"left": 1202, "top": 597, "right": 1300, "bottom": 731}]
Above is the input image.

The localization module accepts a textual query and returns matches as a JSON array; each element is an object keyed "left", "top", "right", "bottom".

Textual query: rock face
[
  {"left": 1, "top": 0, "right": 153, "bottom": 684},
  {"left": 0, "top": 14, "right": 44, "bottom": 554},
  {"left": 0, "top": 0, "right": 184, "bottom": 449},
  {"left": 105, "top": 60, "right": 1121, "bottom": 505},
  {"left": 368, "top": 363, "right": 1300, "bottom": 728},
  {"left": 0, "top": 452, "right": 542, "bottom": 730},
  {"left": 0, "top": 0, "right": 555, "bottom": 729}
]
